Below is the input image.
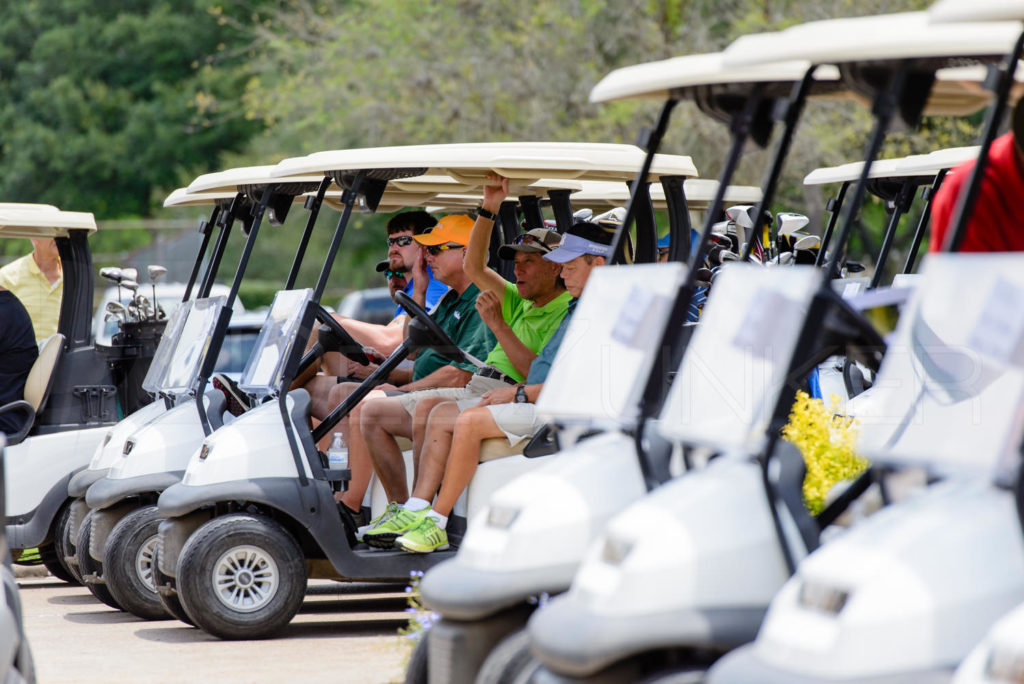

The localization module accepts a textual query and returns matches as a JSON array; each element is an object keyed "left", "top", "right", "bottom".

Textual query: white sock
[
  {"left": 425, "top": 510, "right": 448, "bottom": 529},
  {"left": 404, "top": 497, "right": 430, "bottom": 512}
]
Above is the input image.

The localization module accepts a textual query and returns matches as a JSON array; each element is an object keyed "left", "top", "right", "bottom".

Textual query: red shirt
[{"left": 929, "top": 132, "right": 1024, "bottom": 253}]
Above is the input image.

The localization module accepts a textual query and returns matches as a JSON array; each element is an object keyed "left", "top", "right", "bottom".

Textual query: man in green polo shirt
[
  {"left": 359, "top": 173, "right": 571, "bottom": 547},
  {"left": 326, "top": 214, "right": 495, "bottom": 525}
]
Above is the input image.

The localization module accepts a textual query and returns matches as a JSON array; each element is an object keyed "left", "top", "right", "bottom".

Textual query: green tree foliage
[{"left": 0, "top": 0, "right": 263, "bottom": 220}]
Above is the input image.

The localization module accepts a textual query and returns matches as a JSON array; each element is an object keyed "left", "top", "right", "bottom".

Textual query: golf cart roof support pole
[
  {"left": 519, "top": 195, "right": 544, "bottom": 230},
  {"left": 548, "top": 189, "right": 574, "bottom": 233},
  {"left": 814, "top": 182, "right": 849, "bottom": 268},
  {"left": 868, "top": 178, "right": 915, "bottom": 289},
  {"left": 632, "top": 89, "right": 765, "bottom": 492},
  {"left": 286, "top": 177, "right": 331, "bottom": 290},
  {"left": 607, "top": 98, "right": 678, "bottom": 265},
  {"left": 312, "top": 341, "right": 413, "bottom": 443},
  {"left": 823, "top": 63, "right": 913, "bottom": 282},
  {"left": 313, "top": 172, "right": 366, "bottom": 304},
  {"left": 182, "top": 205, "right": 220, "bottom": 302},
  {"left": 199, "top": 194, "right": 242, "bottom": 298},
  {"left": 903, "top": 170, "right": 946, "bottom": 274},
  {"left": 497, "top": 201, "right": 520, "bottom": 282},
  {"left": 632, "top": 181, "right": 658, "bottom": 263},
  {"left": 943, "top": 30, "right": 1024, "bottom": 252},
  {"left": 660, "top": 175, "right": 692, "bottom": 263},
  {"left": 54, "top": 230, "right": 94, "bottom": 348},
  {"left": 224, "top": 186, "right": 275, "bottom": 312},
  {"left": 741, "top": 67, "right": 818, "bottom": 262}
]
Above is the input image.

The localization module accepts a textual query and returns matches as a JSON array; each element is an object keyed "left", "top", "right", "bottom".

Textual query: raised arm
[{"left": 464, "top": 173, "right": 511, "bottom": 298}]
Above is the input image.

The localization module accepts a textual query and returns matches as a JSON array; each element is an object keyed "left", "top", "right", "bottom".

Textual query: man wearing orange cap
[{"left": 327, "top": 214, "right": 495, "bottom": 530}]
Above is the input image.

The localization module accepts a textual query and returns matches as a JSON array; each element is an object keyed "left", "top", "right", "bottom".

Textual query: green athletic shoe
[
  {"left": 362, "top": 506, "right": 429, "bottom": 549},
  {"left": 355, "top": 502, "right": 400, "bottom": 543},
  {"left": 395, "top": 517, "right": 449, "bottom": 553}
]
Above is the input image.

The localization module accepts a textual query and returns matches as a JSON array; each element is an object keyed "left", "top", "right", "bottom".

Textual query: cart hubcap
[
  {"left": 212, "top": 546, "right": 279, "bottom": 613},
  {"left": 136, "top": 535, "right": 159, "bottom": 593}
]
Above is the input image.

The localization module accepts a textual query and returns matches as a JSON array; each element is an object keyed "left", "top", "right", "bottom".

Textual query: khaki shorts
[
  {"left": 485, "top": 402, "right": 542, "bottom": 446},
  {"left": 397, "top": 374, "right": 511, "bottom": 414}
]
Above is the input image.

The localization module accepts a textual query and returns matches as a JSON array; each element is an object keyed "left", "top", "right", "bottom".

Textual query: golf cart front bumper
[
  {"left": 85, "top": 471, "right": 184, "bottom": 510},
  {"left": 68, "top": 467, "right": 109, "bottom": 498},
  {"left": 529, "top": 592, "right": 765, "bottom": 678},
  {"left": 706, "top": 644, "right": 953, "bottom": 684},
  {"left": 421, "top": 557, "right": 575, "bottom": 620}
]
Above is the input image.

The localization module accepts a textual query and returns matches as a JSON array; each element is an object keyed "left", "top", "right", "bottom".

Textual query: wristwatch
[
  {"left": 476, "top": 206, "right": 498, "bottom": 222},
  {"left": 515, "top": 384, "right": 529, "bottom": 403}
]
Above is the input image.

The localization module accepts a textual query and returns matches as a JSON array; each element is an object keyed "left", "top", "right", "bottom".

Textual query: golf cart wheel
[
  {"left": 151, "top": 544, "right": 194, "bottom": 626},
  {"left": 53, "top": 501, "right": 84, "bottom": 584},
  {"left": 75, "top": 510, "right": 122, "bottom": 610},
  {"left": 475, "top": 628, "right": 538, "bottom": 684},
  {"left": 39, "top": 544, "right": 75, "bottom": 584},
  {"left": 177, "top": 513, "right": 306, "bottom": 640},
  {"left": 103, "top": 505, "right": 170, "bottom": 620},
  {"left": 404, "top": 630, "right": 429, "bottom": 684}
]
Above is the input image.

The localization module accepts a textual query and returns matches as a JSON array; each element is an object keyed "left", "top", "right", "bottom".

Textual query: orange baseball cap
[{"left": 413, "top": 214, "right": 475, "bottom": 246}]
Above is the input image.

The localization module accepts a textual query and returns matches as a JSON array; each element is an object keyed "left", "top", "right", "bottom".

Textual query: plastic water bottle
[{"left": 327, "top": 432, "right": 348, "bottom": 471}]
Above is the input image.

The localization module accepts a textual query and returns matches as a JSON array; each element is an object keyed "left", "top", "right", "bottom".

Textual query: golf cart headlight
[
  {"left": 798, "top": 580, "right": 849, "bottom": 615},
  {"left": 122, "top": 439, "right": 135, "bottom": 456},
  {"left": 987, "top": 645, "right": 1024, "bottom": 683},
  {"left": 600, "top": 535, "right": 634, "bottom": 566},
  {"left": 486, "top": 505, "right": 520, "bottom": 529},
  {"left": 199, "top": 443, "right": 212, "bottom": 461}
]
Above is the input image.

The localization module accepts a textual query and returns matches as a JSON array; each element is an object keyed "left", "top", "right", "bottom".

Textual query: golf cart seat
[
  {"left": 0, "top": 333, "right": 65, "bottom": 445},
  {"left": 480, "top": 437, "right": 527, "bottom": 463}
]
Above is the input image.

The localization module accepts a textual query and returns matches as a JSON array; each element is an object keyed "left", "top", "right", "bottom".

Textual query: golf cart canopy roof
[
  {"left": 723, "top": 12, "right": 1021, "bottom": 68},
  {"left": 589, "top": 51, "right": 840, "bottom": 103},
  {"left": 164, "top": 187, "right": 238, "bottom": 208},
  {"left": 271, "top": 142, "right": 699, "bottom": 190},
  {"left": 567, "top": 179, "right": 762, "bottom": 211},
  {"left": 930, "top": 0, "right": 1024, "bottom": 23},
  {"left": 804, "top": 145, "right": 981, "bottom": 185},
  {"left": 186, "top": 165, "right": 323, "bottom": 196},
  {"left": 0, "top": 203, "right": 97, "bottom": 238}
]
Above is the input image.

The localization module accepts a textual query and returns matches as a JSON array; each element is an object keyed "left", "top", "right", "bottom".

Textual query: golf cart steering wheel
[
  {"left": 315, "top": 306, "right": 371, "bottom": 366},
  {"left": 393, "top": 291, "right": 466, "bottom": 364}
]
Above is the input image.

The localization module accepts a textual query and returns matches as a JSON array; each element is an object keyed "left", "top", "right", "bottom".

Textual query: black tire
[
  {"left": 53, "top": 501, "right": 84, "bottom": 584},
  {"left": 75, "top": 510, "right": 123, "bottom": 610},
  {"left": 39, "top": 544, "right": 75, "bottom": 584},
  {"left": 177, "top": 513, "right": 306, "bottom": 640},
  {"left": 475, "top": 628, "right": 535, "bottom": 684},
  {"left": 103, "top": 505, "right": 170, "bottom": 620},
  {"left": 151, "top": 544, "right": 194, "bottom": 626},
  {"left": 404, "top": 630, "right": 429, "bottom": 684}
]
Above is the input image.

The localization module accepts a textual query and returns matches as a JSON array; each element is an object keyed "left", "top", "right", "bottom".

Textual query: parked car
[{"left": 336, "top": 286, "right": 396, "bottom": 325}]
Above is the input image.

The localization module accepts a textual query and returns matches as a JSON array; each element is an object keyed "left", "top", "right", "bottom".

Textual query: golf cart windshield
[
  {"left": 658, "top": 264, "right": 823, "bottom": 454},
  {"left": 853, "top": 254, "right": 1024, "bottom": 482},
  {"left": 239, "top": 289, "right": 314, "bottom": 395},
  {"left": 141, "top": 300, "right": 194, "bottom": 393},
  {"left": 160, "top": 297, "right": 226, "bottom": 395},
  {"left": 535, "top": 263, "right": 687, "bottom": 427}
]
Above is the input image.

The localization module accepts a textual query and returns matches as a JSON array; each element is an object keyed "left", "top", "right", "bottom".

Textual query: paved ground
[{"left": 18, "top": 574, "right": 415, "bottom": 683}]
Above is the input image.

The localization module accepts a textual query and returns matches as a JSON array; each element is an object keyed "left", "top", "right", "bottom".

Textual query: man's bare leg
[
  {"left": 432, "top": 406, "right": 505, "bottom": 517},
  {"left": 324, "top": 383, "right": 386, "bottom": 512},
  {"left": 410, "top": 401, "right": 462, "bottom": 503},
  {"left": 361, "top": 396, "right": 415, "bottom": 503},
  {"left": 410, "top": 396, "right": 449, "bottom": 482}
]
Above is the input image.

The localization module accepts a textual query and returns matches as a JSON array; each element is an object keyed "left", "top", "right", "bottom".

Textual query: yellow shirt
[{"left": 0, "top": 254, "right": 62, "bottom": 342}]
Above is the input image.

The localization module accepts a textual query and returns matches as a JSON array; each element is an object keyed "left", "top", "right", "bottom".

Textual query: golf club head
[
  {"left": 99, "top": 267, "right": 123, "bottom": 283},
  {"left": 106, "top": 301, "right": 127, "bottom": 315},
  {"left": 777, "top": 212, "right": 810, "bottom": 236},
  {"left": 121, "top": 267, "right": 139, "bottom": 282},
  {"left": 594, "top": 207, "right": 626, "bottom": 227},
  {"left": 121, "top": 279, "right": 139, "bottom": 292},
  {"left": 148, "top": 265, "right": 167, "bottom": 281},
  {"left": 572, "top": 208, "right": 594, "bottom": 222},
  {"left": 794, "top": 234, "right": 821, "bottom": 251},
  {"left": 725, "top": 205, "right": 756, "bottom": 229}
]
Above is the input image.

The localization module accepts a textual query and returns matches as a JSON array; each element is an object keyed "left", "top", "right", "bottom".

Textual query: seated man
[
  {"left": 390, "top": 220, "right": 613, "bottom": 553},
  {"left": 327, "top": 214, "right": 495, "bottom": 524},
  {"left": 0, "top": 287, "right": 39, "bottom": 436},
  {"left": 359, "top": 173, "right": 572, "bottom": 547},
  {"left": 302, "top": 210, "right": 449, "bottom": 420},
  {"left": 0, "top": 238, "right": 62, "bottom": 342}
]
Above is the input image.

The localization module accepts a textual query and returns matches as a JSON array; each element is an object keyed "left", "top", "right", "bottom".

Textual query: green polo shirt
[
  {"left": 483, "top": 281, "right": 572, "bottom": 383},
  {"left": 413, "top": 283, "right": 495, "bottom": 380}
]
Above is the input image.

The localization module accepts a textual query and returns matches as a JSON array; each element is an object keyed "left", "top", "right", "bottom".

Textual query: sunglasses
[
  {"left": 387, "top": 235, "right": 415, "bottom": 248},
  {"left": 385, "top": 270, "right": 406, "bottom": 280},
  {"left": 512, "top": 233, "right": 554, "bottom": 251},
  {"left": 425, "top": 243, "right": 462, "bottom": 256}
]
